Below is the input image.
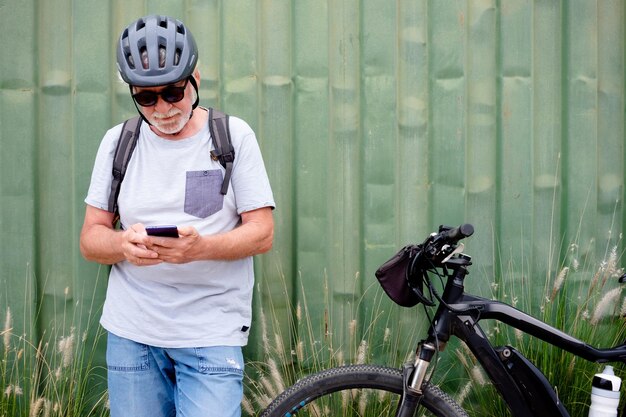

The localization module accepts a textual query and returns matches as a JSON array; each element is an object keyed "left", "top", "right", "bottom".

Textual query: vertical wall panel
[
  {"left": 498, "top": 0, "right": 533, "bottom": 275},
  {"left": 597, "top": 1, "right": 624, "bottom": 253},
  {"left": 327, "top": 0, "right": 361, "bottom": 355},
  {"left": 255, "top": 0, "right": 294, "bottom": 357},
  {"left": 429, "top": 1, "right": 467, "bottom": 226},
  {"left": 0, "top": 0, "right": 38, "bottom": 344},
  {"left": 37, "top": 0, "right": 74, "bottom": 334},
  {"left": 189, "top": 0, "right": 220, "bottom": 107},
  {"left": 531, "top": 0, "right": 563, "bottom": 285},
  {"left": 466, "top": 0, "right": 497, "bottom": 291},
  {"left": 1, "top": 1, "right": 626, "bottom": 404},
  {"left": 397, "top": 0, "right": 430, "bottom": 243},
  {"left": 393, "top": 0, "right": 432, "bottom": 359},
  {"left": 362, "top": 0, "right": 397, "bottom": 361},
  {"left": 72, "top": 0, "right": 112, "bottom": 373},
  {"left": 293, "top": 0, "right": 331, "bottom": 360},
  {"left": 222, "top": 0, "right": 258, "bottom": 125},
  {"left": 564, "top": 0, "right": 598, "bottom": 270}
]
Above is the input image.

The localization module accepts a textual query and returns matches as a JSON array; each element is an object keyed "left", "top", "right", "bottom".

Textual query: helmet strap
[
  {"left": 188, "top": 76, "right": 200, "bottom": 110},
  {"left": 128, "top": 85, "right": 153, "bottom": 126}
]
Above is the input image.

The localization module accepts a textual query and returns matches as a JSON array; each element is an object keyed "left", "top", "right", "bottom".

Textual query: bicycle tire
[{"left": 259, "top": 364, "right": 469, "bottom": 417}]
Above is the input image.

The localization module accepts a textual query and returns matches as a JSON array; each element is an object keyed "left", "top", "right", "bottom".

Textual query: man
[{"left": 80, "top": 15, "right": 274, "bottom": 417}]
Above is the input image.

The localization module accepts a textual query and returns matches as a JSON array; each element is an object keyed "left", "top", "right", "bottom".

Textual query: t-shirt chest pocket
[{"left": 184, "top": 170, "right": 224, "bottom": 218}]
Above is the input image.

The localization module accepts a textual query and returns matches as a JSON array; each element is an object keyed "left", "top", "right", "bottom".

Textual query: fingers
[
  {"left": 147, "top": 226, "right": 197, "bottom": 249},
  {"left": 129, "top": 247, "right": 162, "bottom": 266},
  {"left": 177, "top": 226, "right": 198, "bottom": 238},
  {"left": 123, "top": 223, "right": 161, "bottom": 266},
  {"left": 146, "top": 226, "right": 199, "bottom": 264},
  {"left": 126, "top": 225, "right": 199, "bottom": 265},
  {"left": 132, "top": 256, "right": 162, "bottom": 267}
]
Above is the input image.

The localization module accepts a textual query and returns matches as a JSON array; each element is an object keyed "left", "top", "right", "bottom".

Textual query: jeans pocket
[
  {"left": 106, "top": 333, "right": 150, "bottom": 372},
  {"left": 184, "top": 170, "right": 224, "bottom": 218}
]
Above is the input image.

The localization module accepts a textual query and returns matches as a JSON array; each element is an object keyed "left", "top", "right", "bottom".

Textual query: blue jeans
[{"left": 106, "top": 332, "right": 244, "bottom": 417}]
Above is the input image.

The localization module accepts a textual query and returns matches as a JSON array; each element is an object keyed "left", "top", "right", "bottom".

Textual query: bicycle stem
[{"left": 427, "top": 256, "right": 471, "bottom": 345}]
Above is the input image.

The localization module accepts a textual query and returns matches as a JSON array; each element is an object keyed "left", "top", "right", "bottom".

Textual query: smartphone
[{"left": 145, "top": 225, "right": 179, "bottom": 238}]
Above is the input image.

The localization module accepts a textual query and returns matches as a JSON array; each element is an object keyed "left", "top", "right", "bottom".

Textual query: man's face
[{"left": 132, "top": 78, "right": 195, "bottom": 135}]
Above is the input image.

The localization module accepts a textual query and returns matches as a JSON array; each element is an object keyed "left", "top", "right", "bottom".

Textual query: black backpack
[{"left": 106, "top": 108, "right": 235, "bottom": 220}]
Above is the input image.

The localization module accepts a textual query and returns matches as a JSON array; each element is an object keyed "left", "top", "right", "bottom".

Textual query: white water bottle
[{"left": 589, "top": 365, "right": 621, "bottom": 417}]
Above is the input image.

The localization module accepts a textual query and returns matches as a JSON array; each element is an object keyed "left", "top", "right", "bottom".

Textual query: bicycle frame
[
  {"left": 261, "top": 225, "right": 626, "bottom": 417},
  {"left": 407, "top": 254, "right": 626, "bottom": 417}
]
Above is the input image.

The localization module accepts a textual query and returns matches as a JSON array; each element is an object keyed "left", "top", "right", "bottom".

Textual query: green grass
[
  {"left": 243, "top": 271, "right": 422, "bottom": 415},
  {"left": 2, "top": 239, "right": 624, "bottom": 416},
  {"left": 0, "top": 278, "right": 109, "bottom": 417}
]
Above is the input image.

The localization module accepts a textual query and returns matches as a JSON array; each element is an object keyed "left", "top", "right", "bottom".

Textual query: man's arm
[
  {"left": 81, "top": 204, "right": 274, "bottom": 265},
  {"left": 79, "top": 205, "right": 161, "bottom": 266}
]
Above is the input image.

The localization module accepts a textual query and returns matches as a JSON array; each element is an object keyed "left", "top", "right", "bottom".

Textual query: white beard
[{"left": 148, "top": 108, "right": 189, "bottom": 135}]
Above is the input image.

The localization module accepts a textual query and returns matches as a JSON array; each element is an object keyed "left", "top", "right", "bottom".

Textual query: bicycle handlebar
[
  {"left": 438, "top": 224, "right": 474, "bottom": 243},
  {"left": 419, "top": 223, "right": 474, "bottom": 264}
]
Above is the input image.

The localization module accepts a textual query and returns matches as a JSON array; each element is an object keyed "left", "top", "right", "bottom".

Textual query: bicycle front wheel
[{"left": 259, "top": 364, "right": 468, "bottom": 417}]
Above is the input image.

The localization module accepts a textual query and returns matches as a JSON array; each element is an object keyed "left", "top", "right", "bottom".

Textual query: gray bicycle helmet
[{"left": 116, "top": 15, "right": 198, "bottom": 87}]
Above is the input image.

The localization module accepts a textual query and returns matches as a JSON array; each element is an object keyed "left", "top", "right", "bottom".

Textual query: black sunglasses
[{"left": 132, "top": 78, "right": 189, "bottom": 107}]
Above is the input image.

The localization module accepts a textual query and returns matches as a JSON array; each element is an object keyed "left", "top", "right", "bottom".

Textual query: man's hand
[
  {"left": 146, "top": 226, "right": 201, "bottom": 264},
  {"left": 123, "top": 224, "right": 162, "bottom": 266},
  {"left": 80, "top": 206, "right": 163, "bottom": 266}
]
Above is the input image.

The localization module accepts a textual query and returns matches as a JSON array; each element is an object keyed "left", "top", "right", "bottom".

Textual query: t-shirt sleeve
[
  {"left": 228, "top": 117, "right": 276, "bottom": 214},
  {"left": 84, "top": 124, "right": 124, "bottom": 211}
]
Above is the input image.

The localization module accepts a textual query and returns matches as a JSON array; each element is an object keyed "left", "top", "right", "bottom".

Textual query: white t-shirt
[{"left": 85, "top": 111, "right": 275, "bottom": 348}]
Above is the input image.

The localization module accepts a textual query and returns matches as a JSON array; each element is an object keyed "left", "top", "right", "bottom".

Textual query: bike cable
[{"left": 423, "top": 260, "right": 484, "bottom": 318}]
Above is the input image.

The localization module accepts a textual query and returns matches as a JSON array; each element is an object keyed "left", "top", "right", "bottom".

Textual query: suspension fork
[
  {"left": 408, "top": 341, "right": 437, "bottom": 393},
  {"left": 393, "top": 341, "right": 440, "bottom": 417}
]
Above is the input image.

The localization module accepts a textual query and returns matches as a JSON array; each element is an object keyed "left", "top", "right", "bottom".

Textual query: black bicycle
[{"left": 259, "top": 224, "right": 626, "bottom": 417}]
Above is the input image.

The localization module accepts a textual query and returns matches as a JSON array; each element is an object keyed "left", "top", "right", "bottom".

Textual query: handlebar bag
[{"left": 375, "top": 245, "right": 421, "bottom": 307}]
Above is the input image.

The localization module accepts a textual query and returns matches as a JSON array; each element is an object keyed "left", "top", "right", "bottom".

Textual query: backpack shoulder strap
[
  {"left": 208, "top": 108, "right": 235, "bottom": 195},
  {"left": 107, "top": 116, "right": 142, "bottom": 217}
]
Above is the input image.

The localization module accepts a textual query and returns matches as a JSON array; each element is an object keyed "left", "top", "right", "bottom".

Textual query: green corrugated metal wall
[{"left": 1, "top": 0, "right": 625, "bottom": 399}]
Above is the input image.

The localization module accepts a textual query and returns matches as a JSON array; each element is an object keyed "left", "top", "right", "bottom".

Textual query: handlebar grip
[{"left": 441, "top": 224, "right": 474, "bottom": 242}]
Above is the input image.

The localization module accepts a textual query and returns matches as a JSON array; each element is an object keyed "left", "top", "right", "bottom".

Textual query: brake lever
[{"left": 441, "top": 243, "right": 465, "bottom": 263}]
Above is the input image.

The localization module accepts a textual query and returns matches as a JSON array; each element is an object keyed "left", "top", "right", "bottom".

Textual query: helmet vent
[
  {"left": 158, "top": 46, "right": 166, "bottom": 69},
  {"left": 127, "top": 54, "right": 135, "bottom": 69},
  {"left": 140, "top": 46, "right": 148, "bottom": 69}
]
